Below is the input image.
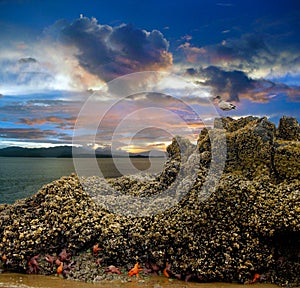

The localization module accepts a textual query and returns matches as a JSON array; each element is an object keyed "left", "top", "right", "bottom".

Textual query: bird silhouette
[{"left": 214, "top": 96, "right": 236, "bottom": 111}]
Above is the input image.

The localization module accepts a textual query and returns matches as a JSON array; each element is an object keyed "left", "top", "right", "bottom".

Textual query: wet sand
[{"left": 0, "top": 273, "right": 279, "bottom": 288}]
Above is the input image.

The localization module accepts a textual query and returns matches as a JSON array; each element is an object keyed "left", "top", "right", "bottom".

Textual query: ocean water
[{"left": 0, "top": 157, "right": 166, "bottom": 204}]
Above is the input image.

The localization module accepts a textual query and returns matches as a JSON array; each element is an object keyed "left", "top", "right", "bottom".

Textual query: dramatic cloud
[
  {"left": 178, "top": 25, "right": 300, "bottom": 81},
  {"left": 187, "top": 66, "right": 255, "bottom": 102},
  {"left": 1, "top": 11, "right": 299, "bottom": 150},
  {"left": 47, "top": 17, "right": 173, "bottom": 82},
  {"left": 0, "top": 16, "right": 173, "bottom": 94},
  {"left": 186, "top": 66, "right": 300, "bottom": 102},
  {"left": 178, "top": 33, "right": 273, "bottom": 69}
]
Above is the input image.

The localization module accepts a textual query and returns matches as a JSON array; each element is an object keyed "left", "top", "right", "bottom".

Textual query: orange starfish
[
  {"left": 92, "top": 244, "right": 102, "bottom": 256},
  {"left": 57, "top": 262, "right": 63, "bottom": 275},
  {"left": 163, "top": 262, "right": 170, "bottom": 278},
  {"left": 250, "top": 273, "right": 261, "bottom": 284},
  {"left": 128, "top": 262, "right": 143, "bottom": 277}
]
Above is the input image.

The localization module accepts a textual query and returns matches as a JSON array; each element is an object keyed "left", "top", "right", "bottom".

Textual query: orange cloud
[{"left": 16, "top": 116, "right": 77, "bottom": 129}]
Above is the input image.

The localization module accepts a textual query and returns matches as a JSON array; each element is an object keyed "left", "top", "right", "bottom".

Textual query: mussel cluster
[{"left": 0, "top": 116, "right": 299, "bottom": 286}]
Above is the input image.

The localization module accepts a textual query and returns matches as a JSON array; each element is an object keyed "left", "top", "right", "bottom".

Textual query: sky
[{"left": 0, "top": 0, "right": 299, "bottom": 152}]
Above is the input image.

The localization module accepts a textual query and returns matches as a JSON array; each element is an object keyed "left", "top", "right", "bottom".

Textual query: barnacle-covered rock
[
  {"left": 0, "top": 116, "right": 299, "bottom": 286},
  {"left": 277, "top": 116, "right": 300, "bottom": 141},
  {"left": 0, "top": 175, "right": 106, "bottom": 272},
  {"left": 273, "top": 142, "right": 300, "bottom": 181}
]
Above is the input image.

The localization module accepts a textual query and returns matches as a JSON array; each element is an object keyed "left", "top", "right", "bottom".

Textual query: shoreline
[{"left": 0, "top": 272, "right": 281, "bottom": 288}]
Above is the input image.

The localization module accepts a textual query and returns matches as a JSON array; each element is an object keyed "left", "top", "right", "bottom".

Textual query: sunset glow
[{"left": 0, "top": 0, "right": 299, "bottom": 152}]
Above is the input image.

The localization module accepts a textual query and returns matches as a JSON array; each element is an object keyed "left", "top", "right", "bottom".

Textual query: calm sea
[{"left": 0, "top": 157, "right": 166, "bottom": 204}]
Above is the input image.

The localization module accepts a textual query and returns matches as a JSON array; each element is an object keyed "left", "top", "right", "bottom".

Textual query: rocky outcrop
[
  {"left": 0, "top": 116, "right": 299, "bottom": 286},
  {"left": 277, "top": 116, "right": 300, "bottom": 141},
  {"left": 201, "top": 116, "right": 299, "bottom": 181}
]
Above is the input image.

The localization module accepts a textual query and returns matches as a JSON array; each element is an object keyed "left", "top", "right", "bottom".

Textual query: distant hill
[
  {"left": 0, "top": 146, "right": 74, "bottom": 158},
  {"left": 0, "top": 146, "right": 166, "bottom": 158}
]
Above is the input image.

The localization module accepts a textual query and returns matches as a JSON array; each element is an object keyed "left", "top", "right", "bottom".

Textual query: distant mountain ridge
[
  {"left": 0, "top": 146, "right": 166, "bottom": 158},
  {"left": 0, "top": 146, "right": 74, "bottom": 158}
]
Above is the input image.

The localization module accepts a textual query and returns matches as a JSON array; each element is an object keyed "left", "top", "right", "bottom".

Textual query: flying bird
[{"left": 214, "top": 95, "right": 236, "bottom": 111}]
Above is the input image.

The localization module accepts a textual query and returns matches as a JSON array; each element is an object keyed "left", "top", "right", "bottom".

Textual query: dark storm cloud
[
  {"left": 214, "top": 34, "right": 276, "bottom": 72},
  {"left": 179, "top": 12, "right": 300, "bottom": 78},
  {"left": 187, "top": 66, "right": 300, "bottom": 102},
  {"left": 179, "top": 33, "right": 274, "bottom": 71},
  {"left": 47, "top": 17, "right": 172, "bottom": 81},
  {"left": 18, "top": 57, "right": 37, "bottom": 64},
  {"left": 190, "top": 66, "right": 255, "bottom": 102}
]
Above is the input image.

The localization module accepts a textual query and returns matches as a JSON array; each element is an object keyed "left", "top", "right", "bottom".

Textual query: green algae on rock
[{"left": 0, "top": 116, "right": 299, "bottom": 286}]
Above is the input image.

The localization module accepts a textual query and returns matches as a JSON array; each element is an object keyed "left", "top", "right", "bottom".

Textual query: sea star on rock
[
  {"left": 92, "top": 244, "right": 102, "bottom": 256},
  {"left": 163, "top": 262, "right": 171, "bottom": 278},
  {"left": 128, "top": 262, "right": 143, "bottom": 277},
  {"left": 95, "top": 258, "right": 103, "bottom": 265},
  {"left": 57, "top": 261, "right": 63, "bottom": 275},
  {"left": 62, "top": 261, "right": 75, "bottom": 277},
  {"left": 27, "top": 255, "right": 40, "bottom": 274},
  {"left": 45, "top": 254, "right": 56, "bottom": 269},
  {"left": 105, "top": 265, "right": 122, "bottom": 274},
  {"left": 58, "top": 249, "right": 71, "bottom": 262},
  {"left": 250, "top": 273, "right": 261, "bottom": 284}
]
